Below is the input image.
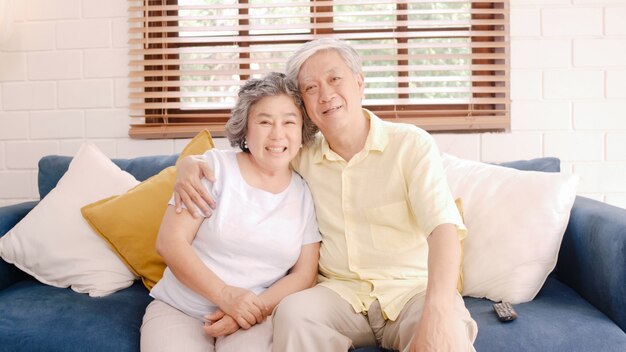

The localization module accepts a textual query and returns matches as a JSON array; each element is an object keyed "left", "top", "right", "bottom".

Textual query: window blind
[{"left": 128, "top": 0, "right": 509, "bottom": 139}]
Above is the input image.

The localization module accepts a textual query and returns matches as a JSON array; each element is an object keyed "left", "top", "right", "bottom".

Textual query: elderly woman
[{"left": 140, "top": 72, "right": 321, "bottom": 352}]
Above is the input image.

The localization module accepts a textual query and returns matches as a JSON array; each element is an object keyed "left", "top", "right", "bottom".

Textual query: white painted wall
[{"left": 1, "top": 0, "right": 625, "bottom": 208}]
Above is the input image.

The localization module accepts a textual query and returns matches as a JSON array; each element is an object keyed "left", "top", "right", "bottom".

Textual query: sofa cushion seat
[
  {"left": 2, "top": 154, "right": 624, "bottom": 352},
  {"left": 0, "top": 281, "right": 152, "bottom": 352},
  {"left": 466, "top": 276, "right": 626, "bottom": 352},
  {"left": 3, "top": 277, "right": 622, "bottom": 352}
]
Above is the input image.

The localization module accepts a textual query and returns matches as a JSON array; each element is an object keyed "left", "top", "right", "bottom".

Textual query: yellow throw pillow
[
  {"left": 456, "top": 198, "right": 466, "bottom": 294},
  {"left": 81, "top": 130, "right": 214, "bottom": 290}
]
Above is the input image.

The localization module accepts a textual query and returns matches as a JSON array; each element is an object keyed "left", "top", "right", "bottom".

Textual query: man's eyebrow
[{"left": 300, "top": 68, "right": 338, "bottom": 82}]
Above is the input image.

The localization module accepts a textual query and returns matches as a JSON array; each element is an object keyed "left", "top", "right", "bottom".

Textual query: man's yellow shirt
[{"left": 291, "top": 109, "right": 466, "bottom": 321}]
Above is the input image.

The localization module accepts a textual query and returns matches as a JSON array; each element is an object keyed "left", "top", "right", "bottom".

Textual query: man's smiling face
[{"left": 297, "top": 50, "right": 365, "bottom": 135}]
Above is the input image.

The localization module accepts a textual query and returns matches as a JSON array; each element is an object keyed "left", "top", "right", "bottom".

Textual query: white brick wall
[
  {"left": 0, "top": 112, "right": 29, "bottom": 140},
  {"left": 574, "top": 39, "right": 626, "bottom": 67},
  {"left": 56, "top": 20, "right": 110, "bottom": 49},
  {"left": 2, "top": 22, "right": 55, "bottom": 51},
  {"left": 115, "top": 139, "right": 174, "bottom": 159},
  {"left": 511, "top": 39, "right": 571, "bottom": 69},
  {"left": 27, "top": 51, "right": 82, "bottom": 80},
  {"left": 542, "top": 8, "right": 603, "bottom": 36},
  {"left": 82, "top": 0, "right": 128, "bottom": 18},
  {"left": 607, "top": 70, "right": 626, "bottom": 98},
  {"left": 57, "top": 80, "right": 113, "bottom": 108},
  {"left": 85, "top": 110, "right": 130, "bottom": 138},
  {"left": 0, "top": 141, "right": 4, "bottom": 169},
  {"left": 544, "top": 132, "right": 604, "bottom": 161},
  {"left": 481, "top": 132, "right": 543, "bottom": 162},
  {"left": 446, "top": 0, "right": 626, "bottom": 209},
  {"left": 543, "top": 70, "right": 604, "bottom": 99},
  {"left": 511, "top": 101, "right": 571, "bottom": 130},
  {"left": 113, "top": 78, "right": 130, "bottom": 108},
  {"left": 575, "top": 163, "right": 626, "bottom": 193},
  {"left": 432, "top": 134, "right": 481, "bottom": 160},
  {"left": 605, "top": 7, "right": 626, "bottom": 35},
  {"left": 60, "top": 139, "right": 117, "bottom": 158},
  {"left": 26, "top": 0, "right": 81, "bottom": 21},
  {"left": 510, "top": 70, "right": 542, "bottom": 99},
  {"left": 0, "top": 171, "right": 33, "bottom": 199},
  {"left": 0, "top": 53, "right": 26, "bottom": 81},
  {"left": 1, "top": 0, "right": 626, "bottom": 210},
  {"left": 5, "top": 141, "right": 59, "bottom": 169},
  {"left": 29, "top": 111, "right": 84, "bottom": 139},
  {"left": 573, "top": 101, "right": 626, "bottom": 129},
  {"left": 2, "top": 82, "right": 57, "bottom": 110},
  {"left": 84, "top": 49, "right": 129, "bottom": 78},
  {"left": 607, "top": 133, "right": 626, "bottom": 161}
]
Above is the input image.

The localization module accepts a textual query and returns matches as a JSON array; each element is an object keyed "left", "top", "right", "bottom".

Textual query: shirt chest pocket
[{"left": 365, "top": 201, "right": 418, "bottom": 252}]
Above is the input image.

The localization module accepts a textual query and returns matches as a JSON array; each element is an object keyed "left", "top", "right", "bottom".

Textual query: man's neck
[{"left": 323, "top": 113, "right": 370, "bottom": 162}]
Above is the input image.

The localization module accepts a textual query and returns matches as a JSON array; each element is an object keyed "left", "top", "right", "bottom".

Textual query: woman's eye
[{"left": 332, "top": 76, "right": 341, "bottom": 82}]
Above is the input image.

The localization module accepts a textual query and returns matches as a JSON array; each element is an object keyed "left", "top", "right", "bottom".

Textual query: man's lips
[{"left": 323, "top": 105, "right": 342, "bottom": 115}]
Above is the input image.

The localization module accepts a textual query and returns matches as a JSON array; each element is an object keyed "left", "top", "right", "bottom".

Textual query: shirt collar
[{"left": 313, "top": 108, "right": 388, "bottom": 163}]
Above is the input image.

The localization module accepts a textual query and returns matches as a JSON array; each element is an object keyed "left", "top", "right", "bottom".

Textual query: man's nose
[{"left": 319, "top": 83, "right": 334, "bottom": 103}]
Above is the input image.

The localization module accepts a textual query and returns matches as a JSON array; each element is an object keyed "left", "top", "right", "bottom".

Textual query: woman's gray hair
[
  {"left": 285, "top": 38, "right": 363, "bottom": 88},
  {"left": 225, "top": 72, "right": 318, "bottom": 152}
]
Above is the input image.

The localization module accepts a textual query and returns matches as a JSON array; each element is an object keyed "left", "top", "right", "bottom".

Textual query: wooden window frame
[{"left": 129, "top": 0, "right": 509, "bottom": 139}]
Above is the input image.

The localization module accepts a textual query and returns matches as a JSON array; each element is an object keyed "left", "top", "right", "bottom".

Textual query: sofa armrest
[
  {"left": 0, "top": 201, "right": 38, "bottom": 236},
  {"left": 556, "top": 196, "right": 626, "bottom": 332},
  {"left": 0, "top": 201, "right": 38, "bottom": 291}
]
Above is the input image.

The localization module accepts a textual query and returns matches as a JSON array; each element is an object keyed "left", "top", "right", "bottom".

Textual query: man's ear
[{"left": 356, "top": 72, "right": 365, "bottom": 96}]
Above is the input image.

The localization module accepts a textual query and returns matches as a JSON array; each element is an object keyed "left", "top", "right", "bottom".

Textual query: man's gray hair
[
  {"left": 225, "top": 72, "right": 318, "bottom": 152},
  {"left": 285, "top": 38, "right": 363, "bottom": 88}
]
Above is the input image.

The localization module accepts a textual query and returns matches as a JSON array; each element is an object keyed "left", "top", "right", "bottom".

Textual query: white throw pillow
[
  {"left": 0, "top": 143, "right": 139, "bottom": 297},
  {"left": 442, "top": 154, "right": 578, "bottom": 304}
]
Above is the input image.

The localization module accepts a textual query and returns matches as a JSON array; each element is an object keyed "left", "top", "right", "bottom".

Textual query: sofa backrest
[
  {"left": 497, "top": 157, "right": 560, "bottom": 172},
  {"left": 38, "top": 154, "right": 179, "bottom": 199},
  {"left": 37, "top": 154, "right": 561, "bottom": 200}
]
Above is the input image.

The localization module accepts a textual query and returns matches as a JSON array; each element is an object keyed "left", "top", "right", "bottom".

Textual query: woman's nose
[{"left": 269, "top": 123, "right": 284, "bottom": 138}]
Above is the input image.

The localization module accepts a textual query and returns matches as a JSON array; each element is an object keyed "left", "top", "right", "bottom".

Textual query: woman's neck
[{"left": 236, "top": 152, "right": 292, "bottom": 194}]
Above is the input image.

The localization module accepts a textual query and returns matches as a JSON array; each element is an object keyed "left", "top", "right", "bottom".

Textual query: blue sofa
[{"left": 1, "top": 154, "right": 625, "bottom": 352}]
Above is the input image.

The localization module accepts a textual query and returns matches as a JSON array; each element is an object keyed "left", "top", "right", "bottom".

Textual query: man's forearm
[{"left": 424, "top": 223, "right": 462, "bottom": 304}]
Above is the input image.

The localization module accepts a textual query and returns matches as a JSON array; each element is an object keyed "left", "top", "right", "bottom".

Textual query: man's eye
[
  {"left": 332, "top": 77, "right": 342, "bottom": 82},
  {"left": 304, "top": 85, "right": 317, "bottom": 93}
]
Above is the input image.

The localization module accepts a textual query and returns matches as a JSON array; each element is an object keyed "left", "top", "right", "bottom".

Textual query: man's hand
[
  {"left": 203, "top": 309, "right": 239, "bottom": 337},
  {"left": 218, "top": 286, "right": 268, "bottom": 329},
  {"left": 174, "top": 155, "right": 216, "bottom": 218},
  {"left": 410, "top": 223, "right": 466, "bottom": 351},
  {"left": 409, "top": 304, "right": 460, "bottom": 352}
]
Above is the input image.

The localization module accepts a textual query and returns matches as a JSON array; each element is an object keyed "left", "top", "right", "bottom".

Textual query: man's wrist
[{"left": 424, "top": 292, "right": 455, "bottom": 312}]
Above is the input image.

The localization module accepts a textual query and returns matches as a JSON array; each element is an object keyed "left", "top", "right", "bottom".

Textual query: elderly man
[{"left": 174, "top": 38, "right": 477, "bottom": 352}]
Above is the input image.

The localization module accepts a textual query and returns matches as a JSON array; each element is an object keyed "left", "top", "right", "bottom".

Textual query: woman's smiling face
[{"left": 245, "top": 94, "right": 303, "bottom": 172}]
